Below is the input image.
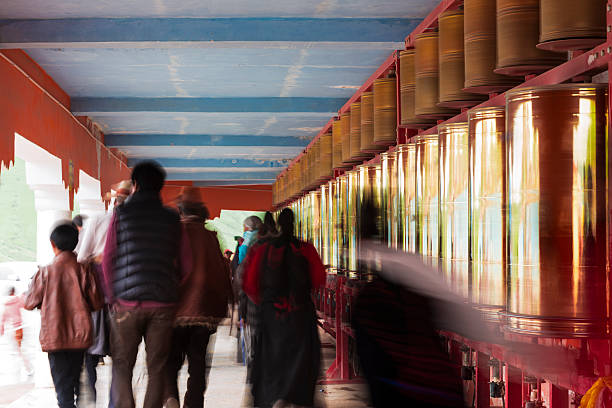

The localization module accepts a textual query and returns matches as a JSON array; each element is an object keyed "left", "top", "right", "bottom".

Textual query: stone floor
[{"left": 0, "top": 312, "right": 371, "bottom": 408}]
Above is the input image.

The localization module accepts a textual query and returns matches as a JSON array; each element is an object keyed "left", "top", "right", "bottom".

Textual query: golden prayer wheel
[
  {"left": 538, "top": 0, "right": 606, "bottom": 51},
  {"left": 381, "top": 151, "right": 399, "bottom": 249},
  {"left": 328, "top": 179, "right": 339, "bottom": 273},
  {"left": 496, "top": 0, "right": 566, "bottom": 76},
  {"left": 469, "top": 107, "right": 506, "bottom": 322},
  {"left": 438, "top": 10, "right": 487, "bottom": 108},
  {"left": 360, "top": 92, "right": 381, "bottom": 152},
  {"left": 320, "top": 183, "right": 330, "bottom": 267},
  {"left": 504, "top": 84, "right": 608, "bottom": 337},
  {"left": 318, "top": 131, "right": 333, "bottom": 181},
  {"left": 337, "top": 174, "right": 349, "bottom": 273},
  {"left": 359, "top": 164, "right": 384, "bottom": 240},
  {"left": 332, "top": 118, "right": 345, "bottom": 170},
  {"left": 464, "top": 0, "right": 521, "bottom": 93},
  {"left": 340, "top": 112, "right": 354, "bottom": 164},
  {"left": 399, "top": 50, "right": 436, "bottom": 128},
  {"left": 439, "top": 122, "right": 470, "bottom": 300},
  {"left": 310, "top": 190, "right": 321, "bottom": 252},
  {"left": 415, "top": 134, "right": 439, "bottom": 267},
  {"left": 373, "top": 77, "right": 398, "bottom": 145},
  {"left": 397, "top": 143, "right": 417, "bottom": 253},
  {"left": 346, "top": 169, "right": 360, "bottom": 276},
  {"left": 415, "top": 32, "right": 457, "bottom": 119},
  {"left": 350, "top": 102, "right": 370, "bottom": 160}
]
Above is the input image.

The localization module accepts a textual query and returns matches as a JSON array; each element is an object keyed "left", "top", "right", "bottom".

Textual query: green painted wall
[
  {"left": 206, "top": 210, "right": 264, "bottom": 253},
  {"left": 0, "top": 158, "right": 37, "bottom": 262}
]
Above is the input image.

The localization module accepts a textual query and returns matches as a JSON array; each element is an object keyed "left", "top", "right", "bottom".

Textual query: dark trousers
[
  {"left": 84, "top": 353, "right": 100, "bottom": 400},
  {"left": 48, "top": 350, "right": 85, "bottom": 408},
  {"left": 164, "top": 325, "right": 216, "bottom": 408},
  {"left": 110, "top": 307, "right": 174, "bottom": 408}
]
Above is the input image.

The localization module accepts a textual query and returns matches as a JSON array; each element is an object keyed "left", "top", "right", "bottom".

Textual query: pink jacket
[{"left": 1, "top": 295, "right": 23, "bottom": 335}]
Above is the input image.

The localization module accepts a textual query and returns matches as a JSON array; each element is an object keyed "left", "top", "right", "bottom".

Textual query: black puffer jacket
[{"left": 112, "top": 191, "right": 181, "bottom": 303}]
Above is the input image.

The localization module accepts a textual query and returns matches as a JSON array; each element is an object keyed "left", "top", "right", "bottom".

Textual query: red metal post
[
  {"left": 476, "top": 352, "right": 490, "bottom": 408},
  {"left": 504, "top": 365, "right": 523, "bottom": 408}
]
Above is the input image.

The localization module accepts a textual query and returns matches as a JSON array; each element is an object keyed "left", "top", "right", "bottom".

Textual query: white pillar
[{"left": 76, "top": 170, "right": 106, "bottom": 218}]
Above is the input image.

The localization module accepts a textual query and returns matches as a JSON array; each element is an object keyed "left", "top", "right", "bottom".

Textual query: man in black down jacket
[{"left": 102, "top": 161, "right": 191, "bottom": 408}]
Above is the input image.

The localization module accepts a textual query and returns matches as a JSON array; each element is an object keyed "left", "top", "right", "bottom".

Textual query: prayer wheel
[
  {"left": 397, "top": 143, "right": 417, "bottom": 253},
  {"left": 346, "top": 169, "right": 360, "bottom": 276},
  {"left": 439, "top": 122, "right": 470, "bottom": 300},
  {"left": 328, "top": 179, "right": 339, "bottom": 273},
  {"left": 538, "top": 0, "right": 606, "bottom": 51},
  {"left": 504, "top": 84, "right": 608, "bottom": 337},
  {"left": 381, "top": 151, "right": 399, "bottom": 249},
  {"left": 496, "top": 0, "right": 566, "bottom": 76},
  {"left": 359, "top": 163, "right": 384, "bottom": 240},
  {"left": 320, "top": 183, "right": 330, "bottom": 267},
  {"left": 469, "top": 107, "right": 506, "bottom": 322},
  {"left": 399, "top": 50, "right": 436, "bottom": 128},
  {"left": 332, "top": 118, "right": 345, "bottom": 170},
  {"left": 360, "top": 92, "right": 380, "bottom": 152},
  {"left": 341, "top": 112, "right": 353, "bottom": 164},
  {"left": 350, "top": 102, "right": 370, "bottom": 160},
  {"left": 310, "top": 190, "right": 321, "bottom": 252},
  {"left": 465, "top": 0, "right": 521, "bottom": 93},
  {"left": 438, "top": 10, "right": 486, "bottom": 108},
  {"left": 373, "top": 77, "right": 398, "bottom": 145},
  {"left": 415, "top": 32, "right": 457, "bottom": 119},
  {"left": 318, "top": 131, "right": 333, "bottom": 181},
  {"left": 337, "top": 174, "right": 349, "bottom": 272},
  {"left": 415, "top": 134, "right": 439, "bottom": 267}
]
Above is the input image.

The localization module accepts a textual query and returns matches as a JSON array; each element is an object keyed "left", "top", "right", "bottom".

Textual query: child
[
  {"left": 1, "top": 286, "right": 33, "bottom": 375},
  {"left": 24, "top": 222, "right": 104, "bottom": 408}
]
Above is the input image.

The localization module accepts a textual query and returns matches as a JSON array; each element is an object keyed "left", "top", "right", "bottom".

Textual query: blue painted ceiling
[{"left": 0, "top": 0, "right": 437, "bottom": 184}]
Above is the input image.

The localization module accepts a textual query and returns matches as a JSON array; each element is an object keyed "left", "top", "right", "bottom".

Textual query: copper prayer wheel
[
  {"left": 415, "top": 133, "right": 439, "bottom": 268},
  {"left": 438, "top": 10, "right": 486, "bottom": 108},
  {"left": 496, "top": 0, "right": 566, "bottom": 76},
  {"left": 504, "top": 84, "right": 608, "bottom": 337},
  {"left": 350, "top": 102, "right": 370, "bottom": 160},
  {"left": 337, "top": 174, "right": 349, "bottom": 272},
  {"left": 415, "top": 32, "right": 457, "bottom": 119},
  {"left": 538, "top": 0, "right": 606, "bottom": 51},
  {"left": 439, "top": 122, "right": 470, "bottom": 300},
  {"left": 328, "top": 178, "right": 339, "bottom": 273},
  {"left": 361, "top": 92, "right": 380, "bottom": 152},
  {"left": 318, "top": 131, "right": 333, "bottom": 181},
  {"left": 399, "top": 50, "right": 435, "bottom": 128},
  {"left": 332, "top": 118, "right": 346, "bottom": 170},
  {"left": 340, "top": 112, "right": 353, "bottom": 164},
  {"left": 464, "top": 0, "right": 521, "bottom": 93},
  {"left": 397, "top": 143, "right": 417, "bottom": 253},
  {"left": 359, "top": 163, "right": 384, "bottom": 242},
  {"left": 346, "top": 169, "right": 360, "bottom": 276},
  {"left": 468, "top": 107, "right": 506, "bottom": 322},
  {"left": 373, "top": 77, "right": 398, "bottom": 146},
  {"left": 320, "top": 183, "right": 330, "bottom": 267}
]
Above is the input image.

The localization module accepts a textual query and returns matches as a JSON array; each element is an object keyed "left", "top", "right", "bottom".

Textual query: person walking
[
  {"left": 1, "top": 286, "right": 33, "bottom": 376},
  {"left": 242, "top": 208, "right": 325, "bottom": 408},
  {"left": 102, "top": 161, "right": 191, "bottom": 408},
  {"left": 76, "top": 180, "right": 132, "bottom": 406},
  {"left": 24, "top": 222, "right": 104, "bottom": 408},
  {"left": 163, "top": 187, "right": 233, "bottom": 408}
]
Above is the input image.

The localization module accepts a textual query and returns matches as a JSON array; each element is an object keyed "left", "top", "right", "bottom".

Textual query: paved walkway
[{"left": 1, "top": 314, "right": 370, "bottom": 407}]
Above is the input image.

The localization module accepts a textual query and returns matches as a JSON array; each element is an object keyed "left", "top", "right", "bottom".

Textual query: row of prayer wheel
[
  {"left": 273, "top": 75, "right": 400, "bottom": 205},
  {"left": 286, "top": 83, "right": 609, "bottom": 338},
  {"left": 399, "top": 0, "right": 605, "bottom": 127}
]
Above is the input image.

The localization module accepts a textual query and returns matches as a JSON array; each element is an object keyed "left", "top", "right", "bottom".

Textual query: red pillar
[
  {"left": 504, "top": 364, "right": 523, "bottom": 408},
  {"left": 476, "top": 352, "right": 490, "bottom": 408}
]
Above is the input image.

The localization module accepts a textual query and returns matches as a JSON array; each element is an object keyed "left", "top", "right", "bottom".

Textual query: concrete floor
[{"left": 0, "top": 314, "right": 371, "bottom": 408}]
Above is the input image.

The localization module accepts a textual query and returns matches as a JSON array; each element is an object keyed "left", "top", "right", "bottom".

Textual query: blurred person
[
  {"left": 24, "top": 223, "right": 104, "bottom": 408},
  {"left": 163, "top": 187, "right": 233, "bottom": 408},
  {"left": 237, "top": 216, "right": 263, "bottom": 372},
  {"left": 242, "top": 208, "right": 325, "bottom": 408},
  {"left": 0, "top": 286, "right": 32, "bottom": 375},
  {"left": 76, "top": 180, "right": 131, "bottom": 406},
  {"left": 258, "top": 211, "right": 278, "bottom": 239},
  {"left": 102, "top": 161, "right": 191, "bottom": 408}
]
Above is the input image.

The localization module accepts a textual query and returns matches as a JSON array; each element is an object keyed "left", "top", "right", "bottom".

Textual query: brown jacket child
[{"left": 25, "top": 222, "right": 103, "bottom": 408}]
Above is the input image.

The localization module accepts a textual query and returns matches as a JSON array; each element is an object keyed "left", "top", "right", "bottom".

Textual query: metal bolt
[
  {"left": 608, "top": 47, "right": 611, "bottom": 54},
  {"left": 608, "top": 25, "right": 611, "bottom": 32},
  {"left": 608, "top": 4, "right": 611, "bottom": 12}
]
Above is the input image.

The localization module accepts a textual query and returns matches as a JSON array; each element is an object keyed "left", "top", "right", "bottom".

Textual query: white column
[{"left": 76, "top": 170, "right": 107, "bottom": 218}]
